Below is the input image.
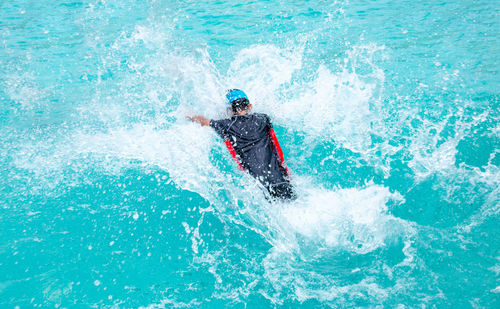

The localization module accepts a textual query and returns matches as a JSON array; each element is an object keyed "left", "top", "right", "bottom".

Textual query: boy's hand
[{"left": 186, "top": 115, "right": 210, "bottom": 126}]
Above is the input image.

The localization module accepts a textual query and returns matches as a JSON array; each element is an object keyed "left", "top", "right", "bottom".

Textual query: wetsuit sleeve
[{"left": 209, "top": 119, "right": 230, "bottom": 138}]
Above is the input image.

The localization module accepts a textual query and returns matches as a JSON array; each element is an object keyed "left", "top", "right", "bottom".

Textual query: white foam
[
  {"left": 226, "top": 44, "right": 303, "bottom": 107},
  {"left": 3, "top": 71, "right": 49, "bottom": 111},
  {"left": 277, "top": 184, "right": 404, "bottom": 254},
  {"left": 295, "top": 278, "right": 389, "bottom": 303},
  {"left": 72, "top": 122, "right": 230, "bottom": 195}
]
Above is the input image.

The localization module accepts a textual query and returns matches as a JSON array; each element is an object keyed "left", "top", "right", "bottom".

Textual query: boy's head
[{"left": 226, "top": 89, "right": 251, "bottom": 114}]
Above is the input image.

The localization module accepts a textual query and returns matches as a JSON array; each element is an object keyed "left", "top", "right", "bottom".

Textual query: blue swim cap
[{"left": 225, "top": 89, "right": 248, "bottom": 105}]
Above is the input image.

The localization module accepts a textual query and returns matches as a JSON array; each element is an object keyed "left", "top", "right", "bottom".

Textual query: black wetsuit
[{"left": 210, "top": 113, "right": 296, "bottom": 200}]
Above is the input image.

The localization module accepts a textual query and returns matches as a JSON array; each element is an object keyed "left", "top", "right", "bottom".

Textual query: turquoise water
[{"left": 1, "top": 0, "right": 499, "bottom": 307}]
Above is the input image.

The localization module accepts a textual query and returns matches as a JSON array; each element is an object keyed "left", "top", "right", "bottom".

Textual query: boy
[{"left": 187, "top": 89, "right": 296, "bottom": 201}]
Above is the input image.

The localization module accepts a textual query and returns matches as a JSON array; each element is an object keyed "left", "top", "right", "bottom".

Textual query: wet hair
[{"left": 231, "top": 97, "right": 250, "bottom": 113}]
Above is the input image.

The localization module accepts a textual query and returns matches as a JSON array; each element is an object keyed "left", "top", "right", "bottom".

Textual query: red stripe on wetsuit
[
  {"left": 269, "top": 128, "right": 290, "bottom": 176},
  {"left": 224, "top": 138, "right": 244, "bottom": 170}
]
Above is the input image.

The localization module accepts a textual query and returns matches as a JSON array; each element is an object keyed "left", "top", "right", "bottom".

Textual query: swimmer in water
[{"left": 187, "top": 89, "right": 296, "bottom": 201}]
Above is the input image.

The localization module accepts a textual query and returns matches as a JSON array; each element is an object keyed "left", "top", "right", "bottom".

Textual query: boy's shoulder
[
  {"left": 250, "top": 112, "right": 271, "bottom": 121},
  {"left": 231, "top": 112, "right": 269, "bottom": 122},
  {"left": 252, "top": 112, "right": 268, "bottom": 117}
]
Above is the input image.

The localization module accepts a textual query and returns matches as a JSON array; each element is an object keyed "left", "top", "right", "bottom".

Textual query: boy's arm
[
  {"left": 187, "top": 115, "right": 230, "bottom": 137},
  {"left": 186, "top": 115, "right": 210, "bottom": 126}
]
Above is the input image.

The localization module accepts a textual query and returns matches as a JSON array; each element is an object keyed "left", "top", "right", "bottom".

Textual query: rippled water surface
[{"left": 1, "top": 0, "right": 499, "bottom": 307}]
